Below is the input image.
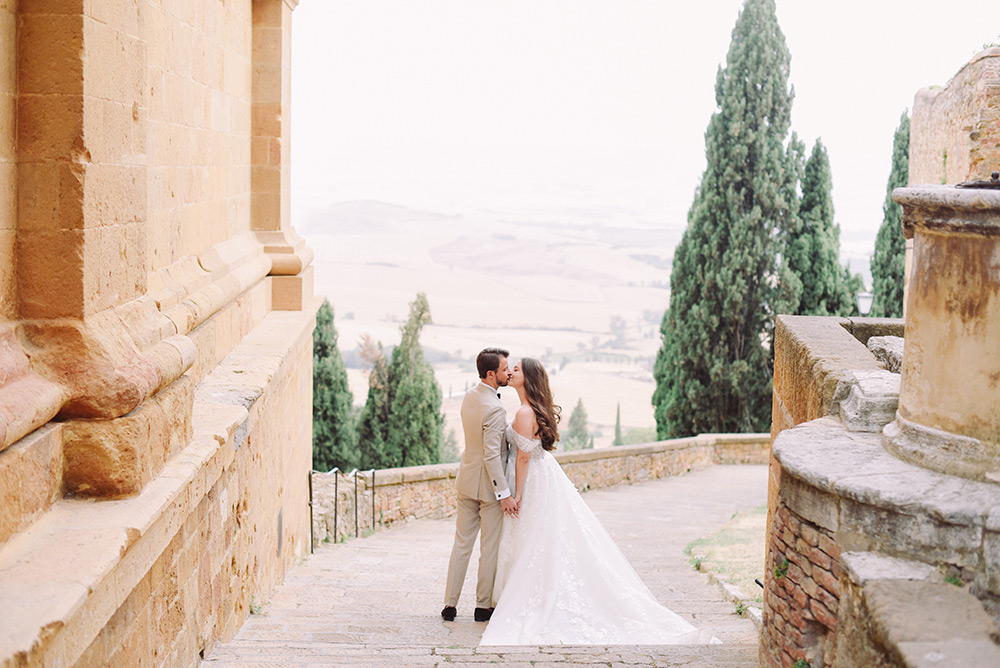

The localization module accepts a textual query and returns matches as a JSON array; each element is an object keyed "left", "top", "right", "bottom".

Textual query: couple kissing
[{"left": 442, "top": 348, "right": 718, "bottom": 646}]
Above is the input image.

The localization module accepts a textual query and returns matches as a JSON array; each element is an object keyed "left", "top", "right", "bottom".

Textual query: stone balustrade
[{"left": 310, "top": 433, "right": 770, "bottom": 547}]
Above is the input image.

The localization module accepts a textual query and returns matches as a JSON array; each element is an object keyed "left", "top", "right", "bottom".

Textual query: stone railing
[{"left": 310, "top": 433, "right": 770, "bottom": 547}]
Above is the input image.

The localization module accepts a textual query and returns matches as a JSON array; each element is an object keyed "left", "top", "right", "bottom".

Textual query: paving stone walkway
[{"left": 202, "top": 465, "right": 768, "bottom": 667}]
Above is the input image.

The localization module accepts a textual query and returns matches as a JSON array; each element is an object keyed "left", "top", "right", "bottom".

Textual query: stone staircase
[{"left": 201, "top": 466, "right": 765, "bottom": 667}]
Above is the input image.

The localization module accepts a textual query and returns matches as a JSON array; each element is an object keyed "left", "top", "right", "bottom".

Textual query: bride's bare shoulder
[{"left": 512, "top": 405, "right": 537, "bottom": 438}]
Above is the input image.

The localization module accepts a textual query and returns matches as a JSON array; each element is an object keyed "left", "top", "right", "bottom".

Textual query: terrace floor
[{"left": 201, "top": 465, "right": 767, "bottom": 667}]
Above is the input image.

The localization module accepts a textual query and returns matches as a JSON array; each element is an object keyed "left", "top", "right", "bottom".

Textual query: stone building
[
  {"left": 761, "top": 48, "right": 1000, "bottom": 667},
  {"left": 0, "top": 1, "right": 317, "bottom": 666}
]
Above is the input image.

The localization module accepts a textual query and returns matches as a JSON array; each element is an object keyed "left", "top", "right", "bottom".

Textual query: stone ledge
[
  {"left": 774, "top": 316, "right": 886, "bottom": 426},
  {"left": 773, "top": 418, "right": 1000, "bottom": 531},
  {"left": 866, "top": 580, "right": 1000, "bottom": 666},
  {"left": 0, "top": 307, "right": 317, "bottom": 668},
  {"left": 0, "top": 244, "right": 266, "bottom": 452},
  {"left": 841, "top": 552, "right": 943, "bottom": 587},
  {"left": 835, "top": 552, "right": 1000, "bottom": 668},
  {"left": 0, "top": 424, "right": 62, "bottom": 547},
  {"left": 840, "top": 317, "right": 905, "bottom": 347}
]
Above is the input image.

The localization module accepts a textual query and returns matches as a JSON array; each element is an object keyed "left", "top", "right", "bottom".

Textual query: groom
[{"left": 442, "top": 347, "right": 518, "bottom": 622}]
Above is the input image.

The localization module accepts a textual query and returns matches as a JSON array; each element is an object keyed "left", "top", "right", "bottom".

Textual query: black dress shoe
[
  {"left": 474, "top": 607, "right": 494, "bottom": 622},
  {"left": 441, "top": 606, "right": 457, "bottom": 621}
]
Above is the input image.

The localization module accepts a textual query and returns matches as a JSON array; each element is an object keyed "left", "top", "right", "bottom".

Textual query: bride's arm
[
  {"left": 512, "top": 407, "right": 536, "bottom": 506},
  {"left": 514, "top": 449, "right": 530, "bottom": 505}
]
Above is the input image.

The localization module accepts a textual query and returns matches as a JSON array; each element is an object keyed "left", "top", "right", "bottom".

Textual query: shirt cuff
[{"left": 495, "top": 488, "right": 511, "bottom": 500}]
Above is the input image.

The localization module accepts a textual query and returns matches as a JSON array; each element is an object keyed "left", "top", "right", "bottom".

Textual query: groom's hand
[{"left": 500, "top": 496, "right": 518, "bottom": 518}]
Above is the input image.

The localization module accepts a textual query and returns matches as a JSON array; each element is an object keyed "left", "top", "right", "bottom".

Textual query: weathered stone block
[
  {"left": 897, "top": 639, "right": 1000, "bottom": 667},
  {"left": 270, "top": 266, "right": 314, "bottom": 311},
  {"left": 781, "top": 475, "right": 839, "bottom": 533},
  {"left": 836, "top": 370, "right": 899, "bottom": 432},
  {"left": 867, "top": 579, "right": 999, "bottom": 651},
  {"left": 867, "top": 336, "right": 904, "bottom": 374},
  {"left": 63, "top": 375, "right": 194, "bottom": 498}
]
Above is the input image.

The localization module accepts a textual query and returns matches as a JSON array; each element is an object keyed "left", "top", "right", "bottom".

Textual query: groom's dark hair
[{"left": 476, "top": 347, "right": 509, "bottom": 379}]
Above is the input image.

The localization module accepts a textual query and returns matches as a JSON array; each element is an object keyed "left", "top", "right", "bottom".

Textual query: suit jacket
[{"left": 455, "top": 382, "right": 510, "bottom": 503}]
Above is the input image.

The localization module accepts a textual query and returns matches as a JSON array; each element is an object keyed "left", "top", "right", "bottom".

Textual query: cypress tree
[
  {"left": 356, "top": 334, "right": 389, "bottom": 470},
  {"left": 613, "top": 402, "right": 623, "bottom": 446},
  {"left": 653, "top": 0, "right": 794, "bottom": 438},
  {"left": 870, "top": 112, "right": 910, "bottom": 318},
  {"left": 312, "top": 299, "right": 357, "bottom": 471},
  {"left": 564, "top": 399, "right": 591, "bottom": 451},
  {"left": 384, "top": 293, "right": 444, "bottom": 468},
  {"left": 782, "top": 140, "right": 856, "bottom": 317},
  {"left": 774, "top": 132, "right": 807, "bottom": 318},
  {"left": 355, "top": 295, "right": 444, "bottom": 469}
]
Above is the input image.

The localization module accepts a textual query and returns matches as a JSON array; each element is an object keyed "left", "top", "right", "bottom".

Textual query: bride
[{"left": 479, "top": 358, "right": 717, "bottom": 646}]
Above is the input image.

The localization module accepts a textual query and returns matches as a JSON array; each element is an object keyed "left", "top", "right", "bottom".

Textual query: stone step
[{"left": 204, "top": 641, "right": 760, "bottom": 667}]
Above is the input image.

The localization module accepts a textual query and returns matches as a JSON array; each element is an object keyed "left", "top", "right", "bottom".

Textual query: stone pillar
[
  {"left": 885, "top": 185, "right": 1000, "bottom": 482},
  {"left": 251, "top": 0, "right": 314, "bottom": 310},
  {"left": 17, "top": 0, "right": 147, "bottom": 319}
]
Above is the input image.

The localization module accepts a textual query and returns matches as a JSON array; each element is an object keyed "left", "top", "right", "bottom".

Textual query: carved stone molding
[{"left": 255, "top": 228, "right": 315, "bottom": 276}]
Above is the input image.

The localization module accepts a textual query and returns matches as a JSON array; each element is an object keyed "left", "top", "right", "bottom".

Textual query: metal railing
[{"left": 309, "top": 466, "right": 376, "bottom": 547}]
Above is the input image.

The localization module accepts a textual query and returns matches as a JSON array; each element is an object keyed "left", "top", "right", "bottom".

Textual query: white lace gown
[{"left": 479, "top": 426, "right": 718, "bottom": 646}]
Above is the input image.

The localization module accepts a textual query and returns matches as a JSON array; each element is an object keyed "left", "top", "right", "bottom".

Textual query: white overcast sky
[{"left": 290, "top": 0, "right": 998, "bottom": 260}]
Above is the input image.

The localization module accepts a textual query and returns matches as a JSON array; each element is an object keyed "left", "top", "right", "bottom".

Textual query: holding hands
[{"left": 501, "top": 495, "right": 519, "bottom": 518}]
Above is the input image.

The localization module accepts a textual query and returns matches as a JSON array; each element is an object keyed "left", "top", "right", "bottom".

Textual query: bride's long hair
[{"left": 521, "top": 357, "right": 561, "bottom": 451}]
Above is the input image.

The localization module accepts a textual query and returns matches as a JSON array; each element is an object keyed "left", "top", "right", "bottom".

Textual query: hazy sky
[{"left": 290, "top": 0, "right": 997, "bottom": 269}]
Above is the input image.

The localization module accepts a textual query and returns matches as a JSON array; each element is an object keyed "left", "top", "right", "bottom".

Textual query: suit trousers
[{"left": 444, "top": 493, "right": 503, "bottom": 609}]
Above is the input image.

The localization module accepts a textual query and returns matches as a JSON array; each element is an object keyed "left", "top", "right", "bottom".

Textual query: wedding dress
[{"left": 479, "top": 426, "right": 718, "bottom": 646}]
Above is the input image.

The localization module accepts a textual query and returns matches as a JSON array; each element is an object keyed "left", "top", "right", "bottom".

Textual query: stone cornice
[
  {"left": 255, "top": 228, "right": 315, "bottom": 276},
  {"left": 894, "top": 185, "right": 1000, "bottom": 238}
]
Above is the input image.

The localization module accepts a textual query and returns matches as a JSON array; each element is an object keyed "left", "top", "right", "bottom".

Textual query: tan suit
[{"left": 444, "top": 381, "right": 511, "bottom": 608}]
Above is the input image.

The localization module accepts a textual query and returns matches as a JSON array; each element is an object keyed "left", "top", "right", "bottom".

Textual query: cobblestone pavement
[{"left": 202, "top": 465, "right": 768, "bottom": 667}]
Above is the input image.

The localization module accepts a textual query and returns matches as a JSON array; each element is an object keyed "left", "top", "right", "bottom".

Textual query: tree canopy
[
  {"left": 356, "top": 294, "right": 444, "bottom": 469},
  {"left": 653, "top": 0, "right": 794, "bottom": 438},
  {"left": 781, "top": 139, "right": 859, "bottom": 317},
  {"left": 312, "top": 299, "right": 357, "bottom": 472},
  {"left": 870, "top": 111, "right": 910, "bottom": 318}
]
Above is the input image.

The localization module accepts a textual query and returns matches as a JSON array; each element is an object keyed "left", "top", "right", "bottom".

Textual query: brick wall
[
  {"left": 764, "top": 498, "right": 843, "bottom": 668},
  {"left": 909, "top": 48, "right": 1000, "bottom": 186}
]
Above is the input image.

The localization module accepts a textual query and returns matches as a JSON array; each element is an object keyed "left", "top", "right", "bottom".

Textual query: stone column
[
  {"left": 17, "top": 0, "right": 147, "bottom": 320},
  {"left": 885, "top": 185, "right": 1000, "bottom": 482},
  {"left": 251, "top": 0, "right": 314, "bottom": 310},
  {"left": 10, "top": 2, "right": 196, "bottom": 496}
]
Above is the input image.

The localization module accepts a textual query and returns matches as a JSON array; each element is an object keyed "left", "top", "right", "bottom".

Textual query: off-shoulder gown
[{"left": 479, "top": 426, "right": 718, "bottom": 646}]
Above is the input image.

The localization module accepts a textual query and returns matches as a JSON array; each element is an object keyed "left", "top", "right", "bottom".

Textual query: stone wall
[
  {"left": 0, "top": 1, "right": 315, "bottom": 667},
  {"left": 764, "top": 312, "right": 1000, "bottom": 665},
  {"left": 909, "top": 48, "right": 1000, "bottom": 187},
  {"left": 763, "top": 316, "right": 898, "bottom": 668},
  {"left": 311, "top": 434, "right": 771, "bottom": 547},
  {"left": 767, "top": 316, "right": 901, "bottom": 546},
  {"left": 147, "top": 0, "right": 254, "bottom": 269},
  {"left": 0, "top": 2, "right": 13, "bottom": 321}
]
